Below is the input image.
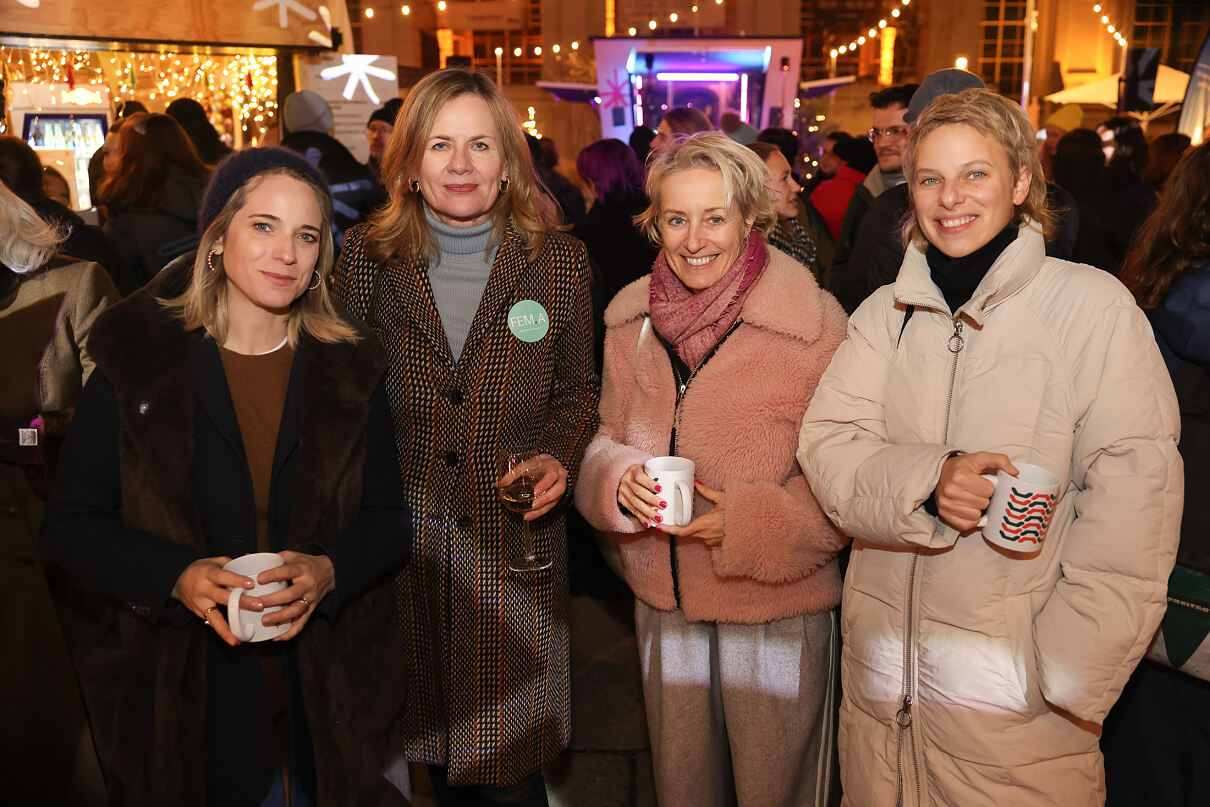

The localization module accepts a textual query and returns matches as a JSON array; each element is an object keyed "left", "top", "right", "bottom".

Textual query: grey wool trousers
[{"left": 635, "top": 601, "right": 840, "bottom": 807}]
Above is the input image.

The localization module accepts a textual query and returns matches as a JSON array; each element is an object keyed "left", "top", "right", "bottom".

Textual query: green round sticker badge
[{"left": 507, "top": 300, "right": 550, "bottom": 342}]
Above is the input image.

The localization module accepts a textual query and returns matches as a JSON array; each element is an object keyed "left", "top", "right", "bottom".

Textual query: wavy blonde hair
[
  {"left": 163, "top": 167, "right": 357, "bottom": 347},
  {"left": 364, "top": 68, "right": 557, "bottom": 264},
  {"left": 901, "top": 88, "right": 1056, "bottom": 249},
  {"left": 0, "top": 180, "right": 65, "bottom": 274},
  {"left": 635, "top": 131, "right": 777, "bottom": 246}
]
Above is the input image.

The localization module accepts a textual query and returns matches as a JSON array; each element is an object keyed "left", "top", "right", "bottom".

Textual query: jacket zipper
[
  {"left": 658, "top": 318, "right": 743, "bottom": 609},
  {"left": 895, "top": 317, "right": 964, "bottom": 807}
]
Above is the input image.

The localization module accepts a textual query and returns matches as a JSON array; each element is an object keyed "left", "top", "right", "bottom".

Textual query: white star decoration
[
  {"left": 252, "top": 0, "right": 317, "bottom": 28},
  {"left": 319, "top": 55, "right": 396, "bottom": 105}
]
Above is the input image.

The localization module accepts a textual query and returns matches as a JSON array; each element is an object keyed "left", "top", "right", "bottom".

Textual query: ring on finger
[
  {"left": 202, "top": 606, "right": 216, "bottom": 626},
  {"left": 299, "top": 595, "right": 310, "bottom": 611}
]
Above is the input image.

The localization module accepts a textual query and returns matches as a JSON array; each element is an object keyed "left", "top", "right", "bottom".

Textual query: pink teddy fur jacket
[{"left": 575, "top": 247, "right": 850, "bottom": 623}]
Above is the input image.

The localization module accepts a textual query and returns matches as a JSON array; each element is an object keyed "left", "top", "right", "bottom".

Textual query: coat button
[
  {"left": 4, "top": 506, "right": 18, "bottom": 518},
  {"left": 455, "top": 516, "right": 473, "bottom": 532},
  {"left": 18, "top": 552, "right": 35, "bottom": 565},
  {"left": 444, "top": 450, "right": 459, "bottom": 466},
  {"left": 137, "top": 401, "right": 150, "bottom": 415},
  {"left": 446, "top": 389, "right": 463, "bottom": 405}
]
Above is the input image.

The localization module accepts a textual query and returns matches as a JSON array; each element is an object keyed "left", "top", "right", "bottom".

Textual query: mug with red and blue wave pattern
[{"left": 977, "top": 462, "right": 1061, "bottom": 555}]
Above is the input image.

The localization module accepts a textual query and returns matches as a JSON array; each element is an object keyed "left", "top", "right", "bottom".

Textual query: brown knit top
[{"left": 218, "top": 341, "right": 294, "bottom": 552}]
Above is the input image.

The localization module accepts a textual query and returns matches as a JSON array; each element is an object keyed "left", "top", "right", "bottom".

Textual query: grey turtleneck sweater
[{"left": 426, "top": 207, "right": 500, "bottom": 360}]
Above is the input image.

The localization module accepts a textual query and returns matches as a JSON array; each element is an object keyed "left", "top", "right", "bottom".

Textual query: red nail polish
[
  {"left": 654, "top": 485, "right": 662, "bottom": 493},
  {"left": 659, "top": 500, "right": 667, "bottom": 509},
  {"left": 643, "top": 521, "right": 650, "bottom": 528},
  {"left": 654, "top": 514, "right": 662, "bottom": 523},
  {"left": 694, "top": 478, "right": 702, "bottom": 485}
]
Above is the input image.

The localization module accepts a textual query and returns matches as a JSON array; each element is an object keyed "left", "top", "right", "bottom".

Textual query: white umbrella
[{"left": 1044, "top": 64, "right": 1190, "bottom": 127}]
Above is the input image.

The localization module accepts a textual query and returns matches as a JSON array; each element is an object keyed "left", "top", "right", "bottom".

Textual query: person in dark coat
[
  {"left": 97, "top": 113, "right": 210, "bottom": 292},
  {"left": 575, "top": 138, "right": 658, "bottom": 305},
  {"left": 333, "top": 69, "right": 599, "bottom": 803},
  {"left": 1, "top": 182, "right": 114, "bottom": 807},
  {"left": 1097, "top": 116, "right": 1157, "bottom": 212},
  {"left": 528, "top": 134, "right": 586, "bottom": 229},
  {"left": 575, "top": 137, "right": 659, "bottom": 372},
  {"left": 166, "top": 97, "right": 234, "bottom": 166},
  {"left": 366, "top": 98, "right": 402, "bottom": 182},
  {"left": 1104, "top": 141, "right": 1210, "bottom": 807},
  {"left": 830, "top": 72, "right": 1079, "bottom": 312},
  {"left": 0, "top": 135, "right": 136, "bottom": 295},
  {"left": 281, "top": 90, "right": 383, "bottom": 248},
  {"left": 758, "top": 126, "right": 837, "bottom": 281},
  {"left": 1053, "top": 128, "right": 1147, "bottom": 273},
  {"left": 41, "top": 148, "right": 412, "bottom": 807}
]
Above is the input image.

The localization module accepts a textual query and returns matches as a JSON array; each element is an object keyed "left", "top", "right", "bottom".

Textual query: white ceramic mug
[
  {"left": 977, "top": 462, "right": 1061, "bottom": 554},
  {"left": 223, "top": 552, "right": 290, "bottom": 642},
  {"left": 644, "top": 456, "right": 695, "bottom": 527}
]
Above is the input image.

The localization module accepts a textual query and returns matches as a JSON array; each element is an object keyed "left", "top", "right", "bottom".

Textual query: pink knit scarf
[{"left": 649, "top": 231, "right": 768, "bottom": 370}]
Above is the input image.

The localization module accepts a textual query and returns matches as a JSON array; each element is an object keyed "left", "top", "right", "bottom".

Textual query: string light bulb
[
  {"left": 364, "top": 7, "right": 373, "bottom": 18},
  {"left": 401, "top": 5, "right": 410, "bottom": 14}
]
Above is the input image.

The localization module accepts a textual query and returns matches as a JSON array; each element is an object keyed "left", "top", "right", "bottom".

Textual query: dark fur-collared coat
[
  {"left": 41, "top": 258, "right": 412, "bottom": 806},
  {"left": 333, "top": 222, "right": 600, "bottom": 788}
]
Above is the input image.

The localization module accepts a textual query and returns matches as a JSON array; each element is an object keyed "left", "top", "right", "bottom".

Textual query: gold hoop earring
[
  {"left": 207, "top": 250, "right": 220, "bottom": 272},
  {"left": 408, "top": 179, "right": 420, "bottom": 193},
  {"left": 499, "top": 177, "right": 510, "bottom": 193},
  {"left": 308, "top": 271, "right": 322, "bottom": 291}
]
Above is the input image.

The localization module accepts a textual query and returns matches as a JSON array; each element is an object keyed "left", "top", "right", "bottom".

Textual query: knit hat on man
[
  {"left": 904, "top": 69, "right": 987, "bottom": 123},
  {"left": 283, "top": 90, "right": 334, "bottom": 134},
  {"left": 368, "top": 97, "right": 403, "bottom": 127},
  {"left": 198, "top": 147, "right": 330, "bottom": 236}
]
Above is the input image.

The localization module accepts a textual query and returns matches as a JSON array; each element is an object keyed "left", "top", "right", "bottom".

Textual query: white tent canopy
[{"left": 1045, "top": 64, "right": 1190, "bottom": 126}]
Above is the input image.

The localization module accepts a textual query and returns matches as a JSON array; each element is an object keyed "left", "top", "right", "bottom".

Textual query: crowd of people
[{"left": 2, "top": 63, "right": 1206, "bottom": 807}]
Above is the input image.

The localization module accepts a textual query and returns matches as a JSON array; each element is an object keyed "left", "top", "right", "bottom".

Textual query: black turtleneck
[{"left": 926, "top": 224, "right": 1018, "bottom": 314}]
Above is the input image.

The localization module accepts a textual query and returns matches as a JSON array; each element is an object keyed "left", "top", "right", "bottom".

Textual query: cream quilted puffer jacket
[{"left": 798, "top": 224, "right": 1183, "bottom": 807}]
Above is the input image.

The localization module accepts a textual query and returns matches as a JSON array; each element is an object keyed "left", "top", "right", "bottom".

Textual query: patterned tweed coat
[{"left": 333, "top": 221, "right": 600, "bottom": 787}]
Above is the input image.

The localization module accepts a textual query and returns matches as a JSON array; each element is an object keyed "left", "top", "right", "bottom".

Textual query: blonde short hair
[
  {"left": 0, "top": 181, "right": 65, "bottom": 274},
  {"left": 902, "top": 88, "right": 1056, "bottom": 249},
  {"left": 636, "top": 131, "right": 777, "bottom": 245},
  {"left": 163, "top": 167, "right": 356, "bottom": 347},
  {"left": 364, "top": 68, "right": 557, "bottom": 265}
]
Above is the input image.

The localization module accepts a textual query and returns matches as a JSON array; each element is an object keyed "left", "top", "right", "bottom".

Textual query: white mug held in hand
[
  {"left": 223, "top": 552, "right": 291, "bottom": 642},
  {"left": 644, "top": 456, "right": 695, "bottom": 527},
  {"left": 977, "top": 462, "right": 1061, "bottom": 554}
]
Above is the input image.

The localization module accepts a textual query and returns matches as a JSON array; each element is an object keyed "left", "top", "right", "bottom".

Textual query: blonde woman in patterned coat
[{"left": 332, "top": 69, "right": 599, "bottom": 804}]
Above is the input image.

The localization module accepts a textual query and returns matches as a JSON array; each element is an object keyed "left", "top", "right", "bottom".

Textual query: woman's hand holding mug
[
  {"left": 173, "top": 556, "right": 258, "bottom": 647},
  {"left": 618, "top": 463, "right": 662, "bottom": 526},
  {"left": 934, "top": 451, "right": 1018, "bottom": 532},
  {"left": 254, "top": 550, "right": 335, "bottom": 641}
]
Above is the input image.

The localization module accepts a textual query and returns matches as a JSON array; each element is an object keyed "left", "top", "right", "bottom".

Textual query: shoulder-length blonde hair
[
  {"left": 163, "top": 166, "right": 357, "bottom": 347},
  {"left": 635, "top": 131, "right": 777, "bottom": 246},
  {"left": 364, "top": 68, "right": 557, "bottom": 264},
  {"left": 901, "top": 88, "right": 1056, "bottom": 250},
  {"left": 0, "top": 180, "right": 65, "bottom": 274}
]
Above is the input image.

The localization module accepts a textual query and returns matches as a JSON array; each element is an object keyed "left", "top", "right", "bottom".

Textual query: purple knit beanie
[{"left": 198, "top": 146, "right": 329, "bottom": 236}]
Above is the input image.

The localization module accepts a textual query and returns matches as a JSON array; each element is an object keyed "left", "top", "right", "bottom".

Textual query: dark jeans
[
  {"left": 427, "top": 765, "right": 549, "bottom": 807},
  {"left": 1102, "top": 660, "right": 1210, "bottom": 806}
]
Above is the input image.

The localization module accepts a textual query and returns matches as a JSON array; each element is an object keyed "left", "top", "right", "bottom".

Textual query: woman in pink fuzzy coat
[{"left": 574, "top": 132, "right": 850, "bottom": 807}]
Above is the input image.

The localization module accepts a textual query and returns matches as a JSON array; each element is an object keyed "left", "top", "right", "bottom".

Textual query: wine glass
[{"left": 497, "top": 447, "right": 553, "bottom": 573}]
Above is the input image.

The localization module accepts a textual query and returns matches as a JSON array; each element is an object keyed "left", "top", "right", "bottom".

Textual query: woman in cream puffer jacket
[{"left": 798, "top": 90, "right": 1183, "bottom": 807}]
